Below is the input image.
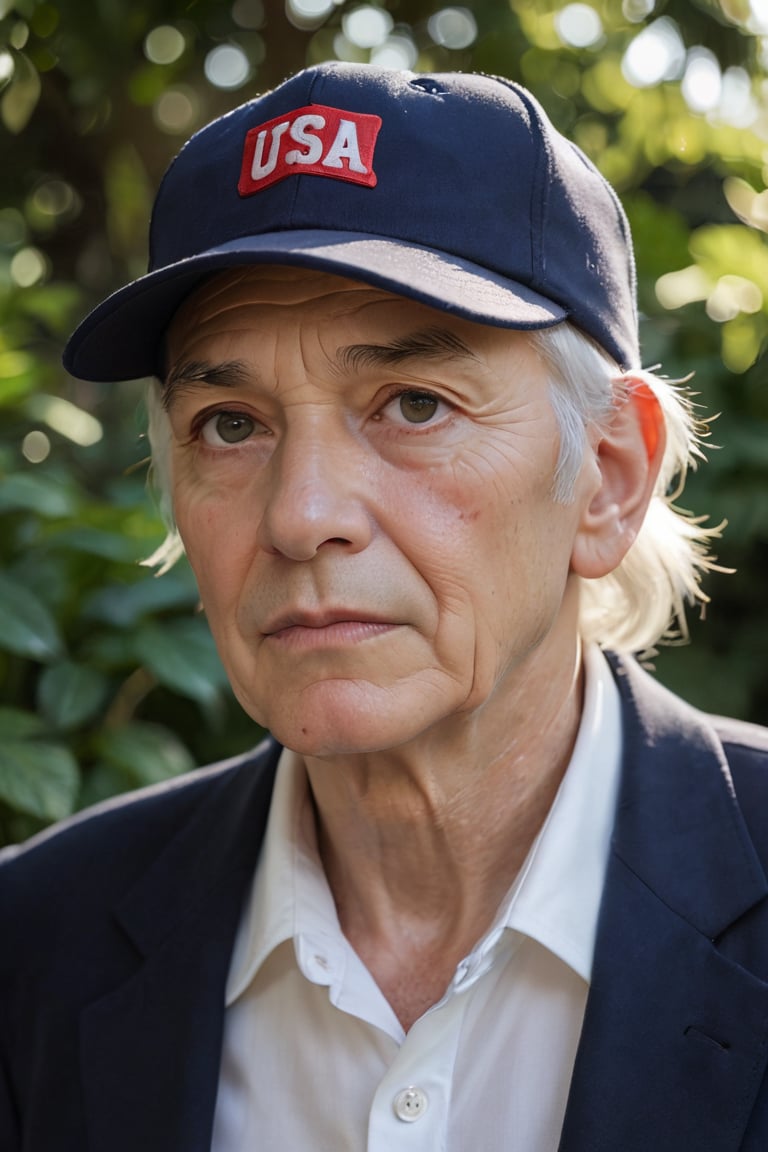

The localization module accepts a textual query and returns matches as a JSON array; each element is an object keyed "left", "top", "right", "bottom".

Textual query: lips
[{"left": 262, "top": 608, "right": 395, "bottom": 637}]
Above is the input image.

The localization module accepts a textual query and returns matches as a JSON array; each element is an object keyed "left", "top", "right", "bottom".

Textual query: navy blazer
[{"left": 2, "top": 655, "right": 768, "bottom": 1151}]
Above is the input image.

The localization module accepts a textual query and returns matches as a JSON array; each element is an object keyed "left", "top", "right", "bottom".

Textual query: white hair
[
  {"left": 144, "top": 321, "right": 724, "bottom": 657},
  {"left": 529, "top": 323, "right": 723, "bottom": 656}
]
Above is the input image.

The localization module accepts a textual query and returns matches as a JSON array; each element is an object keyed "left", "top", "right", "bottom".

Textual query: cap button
[{"left": 409, "top": 77, "right": 448, "bottom": 96}]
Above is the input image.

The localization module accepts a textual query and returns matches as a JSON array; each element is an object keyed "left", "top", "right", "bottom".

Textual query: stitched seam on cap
[
  {"left": 485, "top": 76, "right": 545, "bottom": 294},
  {"left": 283, "top": 68, "right": 324, "bottom": 227}
]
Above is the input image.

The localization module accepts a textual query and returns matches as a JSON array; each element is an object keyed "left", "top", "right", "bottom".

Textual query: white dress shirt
[{"left": 211, "top": 645, "right": 622, "bottom": 1151}]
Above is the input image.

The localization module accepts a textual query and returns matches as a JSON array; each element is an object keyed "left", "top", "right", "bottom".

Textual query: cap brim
[{"left": 63, "top": 231, "right": 567, "bottom": 382}]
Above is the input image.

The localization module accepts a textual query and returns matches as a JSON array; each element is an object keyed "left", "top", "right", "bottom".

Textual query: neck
[{"left": 303, "top": 634, "right": 586, "bottom": 1027}]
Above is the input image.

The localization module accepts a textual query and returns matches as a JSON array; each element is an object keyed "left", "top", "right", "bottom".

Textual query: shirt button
[{"left": 393, "top": 1086, "right": 429, "bottom": 1122}]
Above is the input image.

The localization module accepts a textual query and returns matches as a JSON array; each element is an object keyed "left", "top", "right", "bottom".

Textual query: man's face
[{"left": 164, "top": 267, "right": 603, "bottom": 756}]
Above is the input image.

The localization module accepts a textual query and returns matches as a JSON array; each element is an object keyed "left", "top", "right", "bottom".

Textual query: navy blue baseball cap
[{"left": 63, "top": 62, "right": 639, "bottom": 381}]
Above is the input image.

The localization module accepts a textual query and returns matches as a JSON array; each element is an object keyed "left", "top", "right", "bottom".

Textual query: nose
[{"left": 257, "top": 424, "right": 374, "bottom": 560}]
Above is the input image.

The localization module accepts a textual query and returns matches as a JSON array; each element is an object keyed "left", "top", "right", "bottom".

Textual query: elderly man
[{"left": 2, "top": 63, "right": 768, "bottom": 1152}]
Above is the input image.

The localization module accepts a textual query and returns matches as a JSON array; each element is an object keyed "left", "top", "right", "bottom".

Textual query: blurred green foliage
[{"left": 1, "top": 0, "right": 767, "bottom": 844}]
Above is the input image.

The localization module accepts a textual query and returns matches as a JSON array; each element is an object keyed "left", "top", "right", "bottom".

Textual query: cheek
[
  {"left": 173, "top": 480, "right": 254, "bottom": 615},
  {"left": 386, "top": 472, "right": 508, "bottom": 666},
  {"left": 417, "top": 471, "right": 576, "bottom": 648},
  {"left": 383, "top": 467, "right": 485, "bottom": 568}
]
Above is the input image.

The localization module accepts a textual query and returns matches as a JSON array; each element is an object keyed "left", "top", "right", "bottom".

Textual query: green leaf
[
  {"left": 77, "top": 761, "right": 136, "bottom": 810},
  {"left": 80, "top": 630, "right": 140, "bottom": 669},
  {"left": 720, "top": 421, "right": 768, "bottom": 467},
  {"left": 0, "top": 470, "right": 80, "bottom": 517},
  {"left": 0, "top": 349, "right": 35, "bottom": 379},
  {"left": 45, "top": 525, "right": 145, "bottom": 562},
  {"left": 5, "top": 551, "right": 73, "bottom": 617},
  {"left": 17, "top": 283, "right": 83, "bottom": 333},
  {"left": 37, "top": 661, "right": 110, "bottom": 730},
  {"left": 0, "top": 349, "right": 37, "bottom": 405},
  {"left": 0, "top": 707, "right": 46, "bottom": 740},
  {"left": 0, "top": 572, "right": 63, "bottom": 661},
  {"left": 0, "top": 741, "right": 80, "bottom": 820},
  {"left": 134, "top": 618, "right": 226, "bottom": 706},
  {"left": 94, "top": 722, "right": 195, "bottom": 786},
  {"left": 81, "top": 569, "right": 199, "bottom": 628}
]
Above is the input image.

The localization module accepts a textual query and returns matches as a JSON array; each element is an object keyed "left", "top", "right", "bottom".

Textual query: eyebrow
[
  {"left": 162, "top": 327, "right": 478, "bottom": 410},
  {"left": 162, "top": 359, "right": 250, "bottom": 411},
  {"left": 337, "top": 327, "right": 477, "bottom": 373}
]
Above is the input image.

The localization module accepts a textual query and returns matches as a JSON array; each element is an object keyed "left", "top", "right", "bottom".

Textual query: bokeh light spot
[
  {"left": 22, "top": 430, "right": 51, "bottom": 463},
  {"left": 10, "top": 246, "right": 47, "bottom": 287},
  {"left": 748, "top": 0, "right": 768, "bottom": 34},
  {"left": 622, "top": 0, "right": 655, "bottom": 22},
  {"left": 9, "top": 21, "right": 28, "bottom": 49},
  {"left": 427, "top": 7, "right": 477, "bottom": 49},
  {"left": 370, "top": 35, "right": 418, "bottom": 69},
  {"left": 29, "top": 395, "right": 104, "bottom": 446},
  {"left": 622, "top": 17, "right": 685, "bottom": 87},
  {"left": 0, "top": 50, "right": 14, "bottom": 86},
  {"left": 153, "top": 87, "right": 198, "bottom": 134},
  {"left": 655, "top": 265, "right": 710, "bottom": 310},
  {"left": 555, "top": 4, "right": 603, "bottom": 49},
  {"left": 706, "top": 275, "right": 763, "bottom": 322},
  {"left": 719, "top": 67, "right": 756, "bottom": 127},
  {"left": 232, "top": 0, "right": 265, "bottom": 29},
  {"left": 31, "top": 179, "right": 77, "bottom": 218},
  {"left": 343, "top": 6, "right": 393, "bottom": 49},
  {"left": 144, "top": 25, "right": 186, "bottom": 66},
  {"left": 204, "top": 44, "right": 251, "bottom": 90},
  {"left": 286, "top": 0, "right": 335, "bottom": 26},
  {"left": 681, "top": 48, "right": 721, "bottom": 113}
]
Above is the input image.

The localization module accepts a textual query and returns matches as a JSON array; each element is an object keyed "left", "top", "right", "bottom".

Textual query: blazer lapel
[
  {"left": 559, "top": 659, "right": 768, "bottom": 1152},
  {"left": 79, "top": 742, "right": 281, "bottom": 1152}
]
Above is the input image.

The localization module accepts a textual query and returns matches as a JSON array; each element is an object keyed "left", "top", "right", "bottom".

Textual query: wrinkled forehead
[
  {"left": 165, "top": 263, "right": 545, "bottom": 377},
  {"left": 168, "top": 266, "right": 386, "bottom": 343}
]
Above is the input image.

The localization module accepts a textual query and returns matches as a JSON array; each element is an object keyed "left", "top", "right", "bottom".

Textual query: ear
[{"left": 571, "top": 379, "right": 666, "bottom": 580}]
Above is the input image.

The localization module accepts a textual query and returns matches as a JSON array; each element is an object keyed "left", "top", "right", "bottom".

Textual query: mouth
[{"left": 262, "top": 610, "right": 399, "bottom": 649}]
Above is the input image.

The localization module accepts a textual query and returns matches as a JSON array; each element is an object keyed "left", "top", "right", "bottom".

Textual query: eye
[
  {"left": 199, "top": 410, "right": 261, "bottom": 446},
  {"left": 384, "top": 389, "right": 449, "bottom": 426}
]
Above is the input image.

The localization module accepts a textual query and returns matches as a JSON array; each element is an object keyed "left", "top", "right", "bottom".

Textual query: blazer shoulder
[
  {"left": 712, "top": 713, "right": 768, "bottom": 757},
  {"left": 0, "top": 738, "right": 280, "bottom": 930},
  {"left": 712, "top": 716, "right": 768, "bottom": 858},
  {"left": 609, "top": 652, "right": 768, "bottom": 763}
]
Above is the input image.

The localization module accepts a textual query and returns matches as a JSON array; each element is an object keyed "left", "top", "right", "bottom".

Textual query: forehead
[
  {"left": 168, "top": 266, "right": 390, "bottom": 347},
  {"left": 165, "top": 265, "right": 541, "bottom": 370}
]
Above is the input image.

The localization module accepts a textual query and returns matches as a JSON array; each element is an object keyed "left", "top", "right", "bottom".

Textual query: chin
[
  {"left": 267, "top": 715, "right": 418, "bottom": 759},
  {"left": 255, "top": 692, "right": 441, "bottom": 759}
]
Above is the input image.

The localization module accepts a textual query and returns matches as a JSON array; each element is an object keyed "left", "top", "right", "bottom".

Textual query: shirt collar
[
  {"left": 225, "top": 748, "right": 338, "bottom": 1003},
  {"left": 226, "top": 644, "right": 622, "bottom": 1004}
]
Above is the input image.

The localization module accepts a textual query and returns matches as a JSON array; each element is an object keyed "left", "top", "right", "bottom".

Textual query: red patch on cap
[{"left": 238, "top": 104, "right": 382, "bottom": 196}]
